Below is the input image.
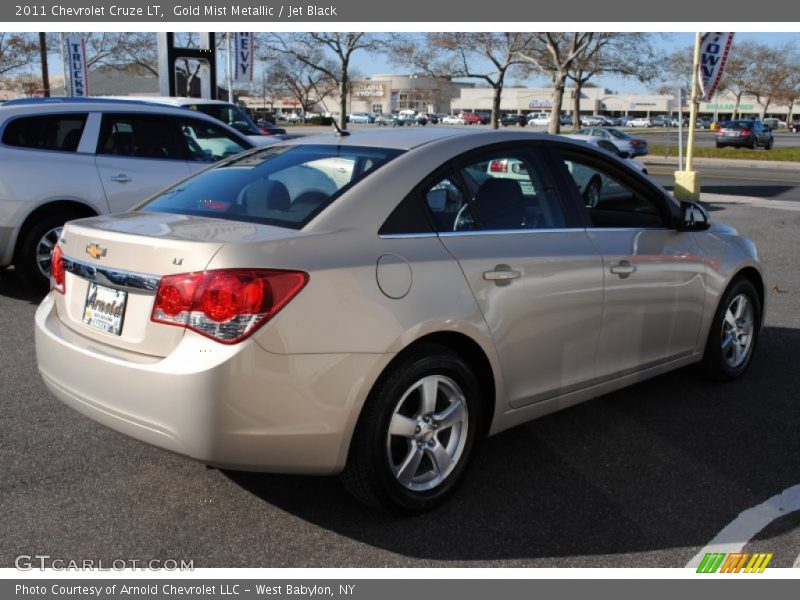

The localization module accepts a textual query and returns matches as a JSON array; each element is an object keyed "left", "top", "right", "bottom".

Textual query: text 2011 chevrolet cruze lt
[{"left": 35, "top": 129, "right": 764, "bottom": 513}]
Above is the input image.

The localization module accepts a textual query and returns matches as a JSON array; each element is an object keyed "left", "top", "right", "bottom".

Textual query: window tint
[
  {"left": 98, "top": 114, "right": 186, "bottom": 160},
  {"left": 141, "top": 144, "right": 404, "bottom": 230},
  {"left": 178, "top": 117, "right": 250, "bottom": 162},
  {"left": 2, "top": 114, "right": 87, "bottom": 152},
  {"left": 190, "top": 103, "right": 261, "bottom": 136},
  {"left": 423, "top": 174, "right": 468, "bottom": 232},
  {"left": 561, "top": 153, "right": 667, "bottom": 229}
]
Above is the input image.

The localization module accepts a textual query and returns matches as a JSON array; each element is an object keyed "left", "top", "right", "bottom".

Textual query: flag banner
[
  {"left": 64, "top": 35, "right": 89, "bottom": 97},
  {"left": 698, "top": 32, "right": 734, "bottom": 99},
  {"left": 233, "top": 33, "right": 254, "bottom": 82}
]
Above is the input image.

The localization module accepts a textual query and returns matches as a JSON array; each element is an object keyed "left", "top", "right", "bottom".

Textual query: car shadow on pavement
[
  {"left": 225, "top": 325, "right": 800, "bottom": 564},
  {"left": 701, "top": 185, "right": 797, "bottom": 199},
  {"left": 0, "top": 268, "right": 44, "bottom": 304}
]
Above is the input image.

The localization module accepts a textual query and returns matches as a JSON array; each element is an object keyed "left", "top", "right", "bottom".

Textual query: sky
[
  {"left": 354, "top": 32, "right": 800, "bottom": 94},
  {"left": 29, "top": 31, "right": 800, "bottom": 96}
]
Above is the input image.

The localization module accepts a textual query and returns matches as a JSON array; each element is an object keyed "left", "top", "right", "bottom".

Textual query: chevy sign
[{"left": 698, "top": 33, "right": 734, "bottom": 99}]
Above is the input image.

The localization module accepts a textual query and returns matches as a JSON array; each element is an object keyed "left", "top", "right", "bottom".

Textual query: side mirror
[{"left": 677, "top": 201, "right": 711, "bottom": 231}]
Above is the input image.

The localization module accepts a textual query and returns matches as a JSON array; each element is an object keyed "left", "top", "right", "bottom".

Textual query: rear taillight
[
  {"left": 489, "top": 159, "right": 508, "bottom": 173},
  {"left": 152, "top": 269, "right": 308, "bottom": 344},
  {"left": 50, "top": 244, "right": 65, "bottom": 294},
  {"left": 740, "top": 129, "right": 751, "bottom": 136}
]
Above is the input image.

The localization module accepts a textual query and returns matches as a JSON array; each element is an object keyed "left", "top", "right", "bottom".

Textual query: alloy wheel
[{"left": 721, "top": 293, "right": 754, "bottom": 369}]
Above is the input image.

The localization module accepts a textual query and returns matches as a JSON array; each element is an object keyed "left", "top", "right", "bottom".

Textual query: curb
[{"left": 643, "top": 156, "right": 800, "bottom": 171}]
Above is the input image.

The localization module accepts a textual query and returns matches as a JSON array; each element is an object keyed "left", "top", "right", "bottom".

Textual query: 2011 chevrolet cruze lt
[{"left": 35, "top": 129, "right": 764, "bottom": 513}]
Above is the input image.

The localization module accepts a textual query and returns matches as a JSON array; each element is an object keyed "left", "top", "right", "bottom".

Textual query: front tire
[
  {"left": 341, "top": 344, "right": 483, "bottom": 514},
  {"left": 699, "top": 277, "right": 761, "bottom": 380}
]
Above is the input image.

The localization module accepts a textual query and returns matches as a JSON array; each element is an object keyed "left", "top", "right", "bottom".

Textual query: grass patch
[{"left": 649, "top": 144, "right": 800, "bottom": 162}]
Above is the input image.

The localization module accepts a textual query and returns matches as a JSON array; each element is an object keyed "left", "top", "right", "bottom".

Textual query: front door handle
[
  {"left": 483, "top": 265, "right": 521, "bottom": 284},
  {"left": 110, "top": 173, "right": 131, "bottom": 183},
  {"left": 610, "top": 260, "right": 636, "bottom": 277}
]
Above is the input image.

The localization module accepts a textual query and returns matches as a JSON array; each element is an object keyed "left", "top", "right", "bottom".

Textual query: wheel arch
[
  {"left": 372, "top": 331, "right": 497, "bottom": 440},
  {"left": 13, "top": 200, "right": 98, "bottom": 261},
  {"left": 733, "top": 266, "right": 765, "bottom": 320}
]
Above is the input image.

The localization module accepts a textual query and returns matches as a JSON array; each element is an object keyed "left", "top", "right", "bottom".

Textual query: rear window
[
  {"left": 190, "top": 104, "right": 261, "bottom": 136},
  {"left": 140, "top": 144, "right": 404, "bottom": 229},
  {"left": 2, "top": 113, "right": 87, "bottom": 152}
]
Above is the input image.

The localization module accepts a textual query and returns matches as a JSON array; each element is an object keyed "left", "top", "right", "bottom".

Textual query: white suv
[{"left": 0, "top": 98, "right": 254, "bottom": 289}]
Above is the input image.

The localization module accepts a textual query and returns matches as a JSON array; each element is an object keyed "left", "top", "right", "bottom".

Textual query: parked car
[
  {"left": 790, "top": 118, "right": 800, "bottom": 133},
  {"left": 458, "top": 112, "right": 482, "bottom": 125},
  {"left": 626, "top": 117, "right": 654, "bottom": 128},
  {"left": 284, "top": 113, "right": 302, "bottom": 123},
  {"left": 375, "top": 113, "right": 401, "bottom": 126},
  {"left": 0, "top": 97, "right": 254, "bottom": 289},
  {"left": 257, "top": 121, "right": 288, "bottom": 136},
  {"left": 475, "top": 112, "right": 492, "bottom": 125},
  {"left": 715, "top": 120, "right": 774, "bottom": 149},
  {"left": 762, "top": 117, "right": 786, "bottom": 130},
  {"left": 527, "top": 112, "right": 552, "bottom": 126},
  {"left": 422, "top": 113, "right": 440, "bottom": 125},
  {"left": 650, "top": 115, "right": 673, "bottom": 127},
  {"left": 397, "top": 111, "right": 421, "bottom": 126},
  {"left": 442, "top": 114, "right": 467, "bottom": 125},
  {"left": 572, "top": 127, "right": 649, "bottom": 157},
  {"left": 696, "top": 116, "right": 714, "bottom": 129},
  {"left": 580, "top": 115, "right": 609, "bottom": 127},
  {"left": 101, "top": 96, "right": 284, "bottom": 145},
  {"left": 36, "top": 129, "right": 763, "bottom": 514},
  {"left": 348, "top": 113, "right": 374, "bottom": 124},
  {"left": 560, "top": 114, "right": 574, "bottom": 126},
  {"left": 501, "top": 114, "right": 527, "bottom": 127}
]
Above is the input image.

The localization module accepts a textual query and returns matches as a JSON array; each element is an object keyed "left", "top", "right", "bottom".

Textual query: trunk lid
[{"left": 55, "top": 211, "right": 297, "bottom": 357}]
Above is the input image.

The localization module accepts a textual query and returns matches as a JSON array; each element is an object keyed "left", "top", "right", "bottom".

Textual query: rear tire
[
  {"left": 341, "top": 344, "right": 483, "bottom": 514},
  {"left": 699, "top": 277, "right": 761, "bottom": 380},
  {"left": 765, "top": 138, "right": 774, "bottom": 150},
  {"left": 14, "top": 210, "right": 73, "bottom": 292}
]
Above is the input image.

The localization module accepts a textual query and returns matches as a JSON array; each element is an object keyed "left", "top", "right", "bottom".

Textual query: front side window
[
  {"left": 178, "top": 117, "right": 251, "bottom": 162},
  {"left": 2, "top": 113, "right": 87, "bottom": 152},
  {"left": 561, "top": 152, "right": 669, "bottom": 229},
  {"left": 191, "top": 104, "right": 261, "bottom": 136},
  {"left": 141, "top": 144, "right": 404, "bottom": 230}
]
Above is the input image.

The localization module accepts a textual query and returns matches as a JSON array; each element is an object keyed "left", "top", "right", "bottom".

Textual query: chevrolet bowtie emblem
[{"left": 85, "top": 243, "right": 107, "bottom": 259}]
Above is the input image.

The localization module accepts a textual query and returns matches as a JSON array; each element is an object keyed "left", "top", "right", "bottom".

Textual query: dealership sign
[
  {"left": 233, "top": 33, "right": 253, "bottom": 82},
  {"left": 64, "top": 35, "right": 89, "bottom": 97},
  {"left": 698, "top": 32, "right": 734, "bottom": 99}
]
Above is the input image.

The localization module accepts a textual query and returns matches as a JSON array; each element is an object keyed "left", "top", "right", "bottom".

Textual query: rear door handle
[
  {"left": 110, "top": 174, "right": 131, "bottom": 183},
  {"left": 483, "top": 265, "right": 521, "bottom": 283},
  {"left": 609, "top": 260, "right": 636, "bottom": 277}
]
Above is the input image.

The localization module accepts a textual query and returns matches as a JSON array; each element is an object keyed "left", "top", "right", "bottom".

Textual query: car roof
[{"left": 102, "top": 95, "right": 238, "bottom": 107}]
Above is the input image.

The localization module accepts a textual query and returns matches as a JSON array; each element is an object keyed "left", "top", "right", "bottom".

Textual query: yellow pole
[
  {"left": 686, "top": 31, "right": 702, "bottom": 172},
  {"left": 674, "top": 31, "right": 703, "bottom": 202}
]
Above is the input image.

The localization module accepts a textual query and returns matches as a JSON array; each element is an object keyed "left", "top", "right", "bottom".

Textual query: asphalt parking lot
[{"left": 2, "top": 180, "right": 800, "bottom": 568}]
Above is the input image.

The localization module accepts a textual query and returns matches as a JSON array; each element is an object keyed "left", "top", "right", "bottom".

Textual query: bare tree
[
  {"left": 0, "top": 32, "right": 37, "bottom": 78},
  {"left": 392, "top": 33, "right": 536, "bottom": 129},
  {"left": 260, "top": 49, "right": 338, "bottom": 115},
  {"left": 750, "top": 42, "right": 794, "bottom": 119},
  {"left": 775, "top": 46, "right": 800, "bottom": 125},
  {"left": 569, "top": 33, "right": 662, "bottom": 125},
  {"left": 516, "top": 33, "right": 595, "bottom": 134},
  {"left": 722, "top": 41, "right": 761, "bottom": 120},
  {"left": 261, "top": 33, "right": 383, "bottom": 130}
]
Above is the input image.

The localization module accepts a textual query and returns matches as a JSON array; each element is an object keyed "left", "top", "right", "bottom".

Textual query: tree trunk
[
  {"left": 761, "top": 98, "right": 770, "bottom": 120},
  {"left": 339, "top": 72, "right": 348, "bottom": 131},
  {"left": 573, "top": 80, "right": 582, "bottom": 130},
  {"left": 548, "top": 72, "right": 568, "bottom": 135},
  {"left": 491, "top": 84, "right": 502, "bottom": 129},
  {"left": 732, "top": 93, "right": 741, "bottom": 120}
]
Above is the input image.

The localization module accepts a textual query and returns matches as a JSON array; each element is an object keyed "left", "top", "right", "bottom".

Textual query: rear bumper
[
  {"left": 35, "top": 294, "right": 389, "bottom": 474},
  {"left": 715, "top": 136, "right": 751, "bottom": 147}
]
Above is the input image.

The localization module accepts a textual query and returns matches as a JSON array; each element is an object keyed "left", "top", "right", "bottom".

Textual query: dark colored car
[
  {"left": 475, "top": 112, "right": 492, "bottom": 125},
  {"left": 560, "top": 114, "right": 573, "bottom": 126},
  {"left": 696, "top": 116, "right": 714, "bottom": 129},
  {"left": 715, "top": 120, "right": 774, "bottom": 149},
  {"left": 257, "top": 120, "right": 288, "bottom": 136},
  {"left": 791, "top": 118, "right": 800, "bottom": 133},
  {"left": 501, "top": 114, "right": 527, "bottom": 127}
]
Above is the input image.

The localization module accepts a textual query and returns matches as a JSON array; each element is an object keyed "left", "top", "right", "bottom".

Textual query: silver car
[{"left": 35, "top": 129, "right": 765, "bottom": 514}]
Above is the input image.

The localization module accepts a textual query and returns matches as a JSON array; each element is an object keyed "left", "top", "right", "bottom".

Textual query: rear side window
[
  {"left": 2, "top": 114, "right": 87, "bottom": 152},
  {"left": 97, "top": 114, "right": 186, "bottom": 160},
  {"left": 140, "top": 144, "right": 404, "bottom": 230}
]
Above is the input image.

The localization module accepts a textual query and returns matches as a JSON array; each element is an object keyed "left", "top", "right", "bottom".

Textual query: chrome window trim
[
  {"left": 378, "top": 233, "right": 438, "bottom": 239},
  {"left": 62, "top": 257, "right": 160, "bottom": 295},
  {"left": 438, "top": 228, "right": 583, "bottom": 237}
]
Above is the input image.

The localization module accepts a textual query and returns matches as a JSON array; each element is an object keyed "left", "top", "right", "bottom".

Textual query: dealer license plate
[{"left": 82, "top": 282, "right": 127, "bottom": 336}]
